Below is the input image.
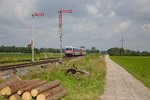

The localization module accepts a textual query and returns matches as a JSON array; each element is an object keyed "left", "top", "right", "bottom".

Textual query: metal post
[
  {"left": 121, "top": 36, "right": 125, "bottom": 55},
  {"left": 58, "top": 10, "right": 72, "bottom": 63},
  {"left": 120, "top": 36, "right": 125, "bottom": 63},
  {"left": 32, "top": 16, "right": 35, "bottom": 62},
  {"left": 59, "top": 12, "right": 63, "bottom": 63},
  {"left": 121, "top": 36, "right": 124, "bottom": 49},
  {"left": 60, "top": 34, "right": 62, "bottom": 58}
]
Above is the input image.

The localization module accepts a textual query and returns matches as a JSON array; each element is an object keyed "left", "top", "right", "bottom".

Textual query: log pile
[{"left": 0, "top": 76, "right": 68, "bottom": 100}]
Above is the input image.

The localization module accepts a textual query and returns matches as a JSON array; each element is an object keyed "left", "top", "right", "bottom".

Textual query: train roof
[
  {"left": 65, "top": 46, "right": 73, "bottom": 48},
  {"left": 65, "top": 46, "right": 86, "bottom": 49}
]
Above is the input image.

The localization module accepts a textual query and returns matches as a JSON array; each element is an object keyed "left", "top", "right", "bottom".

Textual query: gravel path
[{"left": 101, "top": 55, "right": 150, "bottom": 100}]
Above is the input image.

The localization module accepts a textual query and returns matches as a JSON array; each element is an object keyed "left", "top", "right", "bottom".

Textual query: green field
[
  {"left": 0, "top": 53, "right": 62, "bottom": 66},
  {"left": 20, "top": 54, "right": 106, "bottom": 99},
  {"left": 110, "top": 56, "right": 150, "bottom": 88}
]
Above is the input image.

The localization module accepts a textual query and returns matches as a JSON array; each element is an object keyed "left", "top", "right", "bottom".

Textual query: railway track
[{"left": 0, "top": 57, "right": 76, "bottom": 71}]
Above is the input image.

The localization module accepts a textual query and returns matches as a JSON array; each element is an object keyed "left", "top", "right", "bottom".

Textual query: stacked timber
[{"left": 0, "top": 76, "right": 68, "bottom": 100}]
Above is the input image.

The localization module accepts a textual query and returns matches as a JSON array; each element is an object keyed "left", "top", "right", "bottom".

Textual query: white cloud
[
  {"left": 72, "top": 19, "right": 98, "bottom": 33},
  {"left": 108, "top": 11, "right": 116, "bottom": 18},
  {"left": 115, "top": 20, "right": 131, "bottom": 33},
  {"left": 142, "top": 24, "right": 150, "bottom": 31},
  {"left": 141, "top": 24, "right": 150, "bottom": 36},
  {"left": 0, "top": 0, "right": 33, "bottom": 19},
  {"left": 86, "top": 4, "right": 98, "bottom": 16}
]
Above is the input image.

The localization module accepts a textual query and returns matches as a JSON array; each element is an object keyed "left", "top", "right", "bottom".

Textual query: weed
[{"left": 21, "top": 54, "right": 106, "bottom": 99}]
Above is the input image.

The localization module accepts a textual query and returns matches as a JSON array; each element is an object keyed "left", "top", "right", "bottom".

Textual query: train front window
[{"left": 66, "top": 48, "right": 72, "bottom": 51}]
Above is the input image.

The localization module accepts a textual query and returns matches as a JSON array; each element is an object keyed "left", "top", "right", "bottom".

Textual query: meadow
[
  {"left": 0, "top": 53, "right": 61, "bottom": 66},
  {"left": 20, "top": 54, "right": 106, "bottom": 99},
  {"left": 110, "top": 56, "right": 150, "bottom": 88}
]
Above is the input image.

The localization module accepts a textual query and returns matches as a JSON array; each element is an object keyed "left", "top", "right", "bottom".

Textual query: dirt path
[{"left": 101, "top": 55, "right": 150, "bottom": 100}]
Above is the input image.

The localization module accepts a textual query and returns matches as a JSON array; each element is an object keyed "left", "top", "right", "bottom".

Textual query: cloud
[
  {"left": 72, "top": 19, "right": 98, "bottom": 33},
  {"left": 86, "top": 4, "right": 98, "bottom": 16},
  {"left": 108, "top": 11, "right": 116, "bottom": 18},
  {"left": 0, "top": 0, "right": 150, "bottom": 51},
  {"left": 115, "top": 20, "right": 132, "bottom": 33}
]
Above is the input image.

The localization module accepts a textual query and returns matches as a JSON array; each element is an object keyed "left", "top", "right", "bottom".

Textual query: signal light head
[
  {"left": 69, "top": 10, "right": 72, "bottom": 13},
  {"left": 59, "top": 15, "right": 62, "bottom": 18},
  {"left": 41, "top": 13, "right": 44, "bottom": 16}
]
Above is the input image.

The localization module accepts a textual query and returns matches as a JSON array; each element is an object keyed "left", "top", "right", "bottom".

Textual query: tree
[
  {"left": 27, "top": 44, "right": 32, "bottom": 49},
  {"left": 80, "top": 46, "right": 85, "bottom": 48},
  {"left": 108, "top": 47, "right": 123, "bottom": 56},
  {"left": 91, "top": 47, "right": 96, "bottom": 53}
]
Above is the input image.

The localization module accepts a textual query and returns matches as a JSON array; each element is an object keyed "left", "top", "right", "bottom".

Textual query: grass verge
[
  {"left": 20, "top": 54, "right": 106, "bottom": 99},
  {"left": 110, "top": 56, "right": 150, "bottom": 88}
]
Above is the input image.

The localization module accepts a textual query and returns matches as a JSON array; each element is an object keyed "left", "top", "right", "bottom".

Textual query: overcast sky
[{"left": 0, "top": 0, "right": 150, "bottom": 51}]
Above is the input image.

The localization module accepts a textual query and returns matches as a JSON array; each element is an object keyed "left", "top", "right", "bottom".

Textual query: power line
[
  {"left": 120, "top": 36, "right": 125, "bottom": 56},
  {"left": 120, "top": 36, "right": 125, "bottom": 49}
]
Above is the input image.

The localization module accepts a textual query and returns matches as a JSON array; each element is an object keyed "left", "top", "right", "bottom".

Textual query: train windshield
[{"left": 66, "top": 48, "right": 72, "bottom": 51}]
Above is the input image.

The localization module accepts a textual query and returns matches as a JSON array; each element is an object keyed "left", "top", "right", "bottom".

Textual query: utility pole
[
  {"left": 31, "top": 12, "right": 44, "bottom": 62},
  {"left": 121, "top": 36, "right": 125, "bottom": 49},
  {"left": 58, "top": 9, "right": 72, "bottom": 63},
  {"left": 120, "top": 36, "right": 125, "bottom": 60}
]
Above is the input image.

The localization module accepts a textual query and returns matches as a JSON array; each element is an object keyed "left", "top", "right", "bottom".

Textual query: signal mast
[
  {"left": 31, "top": 12, "right": 44, "bottom": 62},
  {"left": 58, "top": 9, "right": 72, "bottom": 63}
]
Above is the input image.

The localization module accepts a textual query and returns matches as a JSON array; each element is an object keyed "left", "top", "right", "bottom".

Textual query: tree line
[
  {"left": 108, "top": 47, "right": 150, "bottom": 56},
  {"left": 0, "top": 45, "right": 60, "bottom": 53},
  {"left": 0, "top": 45, "right": 100, "bottom": 54}
]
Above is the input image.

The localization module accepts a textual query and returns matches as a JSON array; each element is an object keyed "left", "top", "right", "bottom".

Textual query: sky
[{"left": 0, "top": 0, "right": 150, "bottom": 51}]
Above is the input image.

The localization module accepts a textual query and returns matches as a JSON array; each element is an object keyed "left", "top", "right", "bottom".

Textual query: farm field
[
  {"left": 20, "top": 54, "right": 106, "bottom": 99},
  {"left": 110, "top": 56, "right": 150, "bottom": 88},
  {"left": 0, "top": 53, "right": 62, "bottom": 66}
]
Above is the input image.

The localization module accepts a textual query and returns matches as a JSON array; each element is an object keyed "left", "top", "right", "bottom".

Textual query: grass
[
  {"left": 20, "top": 54, "right": 106, "bottom": 99},
  {"left": 0, "top": 97, "right": 7, "bottom": 100},
  {"left": 110, "top": 56, "right": 150, "bottom": 88},
  {"left": 0, "top": 53, "right": 62, "bottom": 66}
]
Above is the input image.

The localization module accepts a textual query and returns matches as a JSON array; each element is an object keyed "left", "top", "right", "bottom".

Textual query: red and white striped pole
[
  {"left": 58, "top": 9, "right": 72, "bottom": 63},
  {"left": 31, "top": 12, "right": 44, "bottom": 62}
]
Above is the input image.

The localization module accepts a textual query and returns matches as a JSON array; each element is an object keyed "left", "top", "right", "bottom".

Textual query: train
[{"left": 64, "top": 46, "right": 86, "bottom": 56}]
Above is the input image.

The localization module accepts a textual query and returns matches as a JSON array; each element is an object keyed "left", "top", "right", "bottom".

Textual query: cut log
[
  {"left": 7, "top": 79, "right": 41, "bottom": 96},
  {"left": 36, "top": 85, "right": 63, "bottom": 100},
  {"left": 14, "top": 79, "right": 41, "bottom": 95},
  {"left": 0, "top": 76, "right": 22, "bottom": 90},
  {"left": 2, "top": 80, "right": 29, "bottom": 96},
  {"left": 31, "top": 80, "right": 61, "bottom": 97},
  {"left": 9, "top": 93, "right": 21, "bottom": 100},
  {"left": 22, "top": 92, "right": 32, "bottom": 100},
  {"left": 37, "top": 94, "right": 45, "bottom": 100},
  {"left": 17, "top": 80, "right": 47, "bottom": 95},
  {"left": 1, "top": 86, "right": 9, "bottom": 96},
  {"left": 47, "top": 90, "right": 68, "bottom": 100}
]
